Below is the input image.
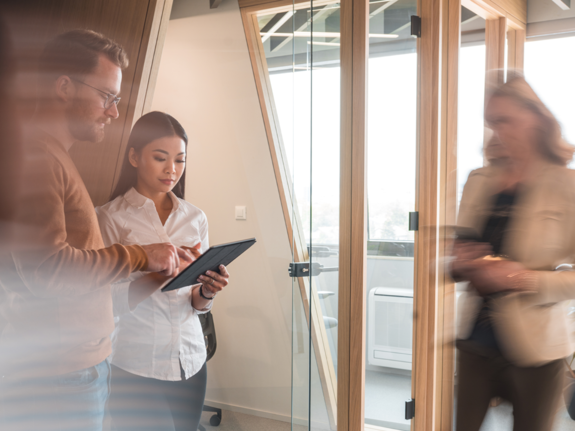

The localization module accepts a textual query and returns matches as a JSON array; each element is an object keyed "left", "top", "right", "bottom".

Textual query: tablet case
[{"left": 161, "top": 238, "right": 256, "bottom": 292}]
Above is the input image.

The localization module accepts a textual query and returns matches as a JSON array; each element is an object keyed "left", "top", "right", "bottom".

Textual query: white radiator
[{"left": 367, "top": 287, "right": 413, "bottom": 370}]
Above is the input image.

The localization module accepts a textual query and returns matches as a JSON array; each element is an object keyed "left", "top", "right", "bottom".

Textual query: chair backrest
[{"left": 198, "top": 311, "right": 217, "bottom": 362}]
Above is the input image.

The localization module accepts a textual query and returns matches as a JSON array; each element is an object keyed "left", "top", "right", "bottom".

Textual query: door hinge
[
  {"left": 409, "top": 211, "right": 419, "bottom": 231},
  {"left": 405, "top": 398, "right": 415, "bottom": 420},
  {"left": 288, "top": 262, "right": 338, "bottom": 278},
  {"left": 411, "top": 15, "right": 421, "bottom": 38}
]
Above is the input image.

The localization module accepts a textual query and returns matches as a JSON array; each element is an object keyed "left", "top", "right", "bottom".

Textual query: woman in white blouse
[{"left": 96, "top": 111, "right": 229, "bottom": 431}]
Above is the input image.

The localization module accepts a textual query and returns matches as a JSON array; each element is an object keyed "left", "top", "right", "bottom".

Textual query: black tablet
[{"left": 161, "top": 238, "right": 257, "bottom": 292}]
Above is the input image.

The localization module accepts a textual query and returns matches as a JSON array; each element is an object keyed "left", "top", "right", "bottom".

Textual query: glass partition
[
  {"left": 457, "top": 6, "right": 486, "bottom": 206},
  {"left": 364, "top": 0, "right": 417, "bottom": 429},
  {"left": 525, "top": 35, "right": 575, "bottom": 169},
  {"left": 453, "top": 6, "right": 488, "bottom": 430},
  {"left": 257, "top": 2, "right": 341, "bottom": 429},
  {"left": 525, "top": 33, "right": 575, "bottom": 430}
]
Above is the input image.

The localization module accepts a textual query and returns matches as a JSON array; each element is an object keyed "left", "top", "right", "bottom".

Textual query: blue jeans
[
  {"left": 0, "top": 358, "right": 110, "bottom": 431},
  {"left": 107, "top": 363, "right": 207, "bottom": 431}
]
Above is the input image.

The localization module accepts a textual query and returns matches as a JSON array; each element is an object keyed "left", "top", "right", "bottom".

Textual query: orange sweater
[{"left": 0, "top": 130, "right": 148, "bottom": 377}]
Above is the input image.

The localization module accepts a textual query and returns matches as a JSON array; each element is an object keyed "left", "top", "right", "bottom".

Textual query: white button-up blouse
[{"left": 96, "top": 187, "right": 210, "bottom": 381}]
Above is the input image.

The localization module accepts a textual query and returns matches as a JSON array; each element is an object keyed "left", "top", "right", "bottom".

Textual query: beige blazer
[{"left": 457, "top": 161, "right": 575, "bottom": 367}]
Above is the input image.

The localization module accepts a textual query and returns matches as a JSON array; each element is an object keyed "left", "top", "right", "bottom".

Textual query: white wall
[{"left": 152, "top": 0, "right": 295, "bottom": 421}]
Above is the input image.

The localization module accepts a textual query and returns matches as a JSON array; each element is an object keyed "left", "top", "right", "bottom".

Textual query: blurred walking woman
[
  {"left": 96, "top": 112, "right": 230, "bottom": 430},
  {"left": 452, "top": 76, "right": 575, "bottom": 431}
]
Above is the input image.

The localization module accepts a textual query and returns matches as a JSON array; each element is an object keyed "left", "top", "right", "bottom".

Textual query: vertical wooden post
[
  {"left": 413, "top": 0, "right": 446, "bottom": 428},
  {"left": 507, "top": 28, "right": 526, "bottom": 72},
  {"left": 438, "top": 0, "right": 461, "bottom": 429},
  {"left": 485, "top": 16, "right": 507, "bottom": 86},
  {"left": 338, "top": 0, "right": 368, "bottom": 430}
]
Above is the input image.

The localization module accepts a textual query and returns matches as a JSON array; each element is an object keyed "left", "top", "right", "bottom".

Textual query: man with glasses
[{"left": 0, "top": 29, "right": 193, "bottom": 431}]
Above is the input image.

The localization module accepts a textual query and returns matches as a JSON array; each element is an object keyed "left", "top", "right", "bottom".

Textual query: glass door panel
[
  {"left": 364, "top": 0, "right": 417, "bottom": 429},
  {"left": 525, "top": 34, "right": 575, "bottom": 431},
  {"left": 257, "top": 2, "right": 341, "bottom": 429},
  {"left": 457, "top": 6, "right": 486, "bottom": 206}
]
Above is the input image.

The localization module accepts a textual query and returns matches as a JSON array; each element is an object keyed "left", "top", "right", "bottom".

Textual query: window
[{"left": 525, "top": 35, "right": 575, "bottom": 166}]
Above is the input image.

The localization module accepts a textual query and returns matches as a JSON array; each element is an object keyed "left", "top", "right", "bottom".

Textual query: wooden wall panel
[
  {"left": 111, "top": 0, "right": 174, "bottom": 195},
  {"left": 4, "top": 0, "right": 172, "bottom": 206}
]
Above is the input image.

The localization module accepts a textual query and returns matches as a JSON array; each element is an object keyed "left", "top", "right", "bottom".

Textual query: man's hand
[
  {"left": 178, "top": 243, "right": 202, "bottom": 273},
  {"left": 141, "top": 243, "right": 194, "bottom": 277},
  {"left": 181, "top": 242, "right": 202, "bottom": 260}
]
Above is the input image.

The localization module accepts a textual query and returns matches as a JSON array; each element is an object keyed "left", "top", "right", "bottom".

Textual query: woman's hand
[
  {"left": 466, "top": 259, "right": 535, "bottom": 296},
  {"left": 451, "top": 240, "right": 492, "bottom": 280},
  {"left": 197, "top": 264, "right": 230, "bottom": 298},
  {"left": 191, "top": 264, "right": 230, "bottom": 311}
]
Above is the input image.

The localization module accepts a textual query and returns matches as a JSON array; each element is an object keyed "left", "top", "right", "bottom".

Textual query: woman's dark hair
[{"left": 110, "top": 111, "right": 188, "bottom": 202}]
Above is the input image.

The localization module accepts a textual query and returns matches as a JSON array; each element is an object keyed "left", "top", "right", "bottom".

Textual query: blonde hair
[{"left": 484, "top": 73, "right": 574, "bottom": 166}]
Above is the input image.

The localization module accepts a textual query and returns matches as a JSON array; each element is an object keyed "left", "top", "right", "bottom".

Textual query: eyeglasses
[{"left": 70, "top": 77, "right": 121, "bottom": 110}]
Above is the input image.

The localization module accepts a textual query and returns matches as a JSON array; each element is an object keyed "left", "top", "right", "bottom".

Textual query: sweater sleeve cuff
[{"left": 125, "top": 244, "right": 148, "bottom": 272}]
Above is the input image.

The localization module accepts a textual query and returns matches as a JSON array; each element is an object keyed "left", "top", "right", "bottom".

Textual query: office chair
[{"left": 198, "top": 311, "right": 222, "bottom": 430}]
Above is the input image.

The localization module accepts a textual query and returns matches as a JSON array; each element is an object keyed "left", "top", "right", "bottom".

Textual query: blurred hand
[
  {"left": 141, "top": 243, "right": 194, "bottom": 277},
  {"left": 178, "top": 243, "right": 202, "bottom": 272},
  {"left": 181, "top": 242, "right": 202, "bottom": 260},
  {"left": 451, "top": 240, "right": 492, "bottom": 279},
  {"left": 198, "top": 264, "right": 230, "bottom": 297},
  {"left": 466, "top": 259, "right": 530, "bottom": 296}
]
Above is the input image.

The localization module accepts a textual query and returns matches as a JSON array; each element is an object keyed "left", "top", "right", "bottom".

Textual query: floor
[
  {"left": 365, "top": 367, "right": 575, "bottom": 431},
  {"left": 479, "top": 401, "right": 575, "bottom": 431},
  {"left": 198, "top": 409, "right": 305, "bottom": 431},
  {"left": 364, "top": 368, "right": 411, "bottom": 431},
  {"left": 200, "top": 405, "right": 575, "bottom": 431}
]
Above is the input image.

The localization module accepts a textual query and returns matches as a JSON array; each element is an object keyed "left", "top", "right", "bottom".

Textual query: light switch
[{"left": 235, "top": 206, "right": 247, "bottom": 220}]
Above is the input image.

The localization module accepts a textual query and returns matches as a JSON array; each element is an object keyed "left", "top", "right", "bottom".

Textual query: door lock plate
[{"left": 288, "top": 262, "right": 338, "bottom": 278}]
